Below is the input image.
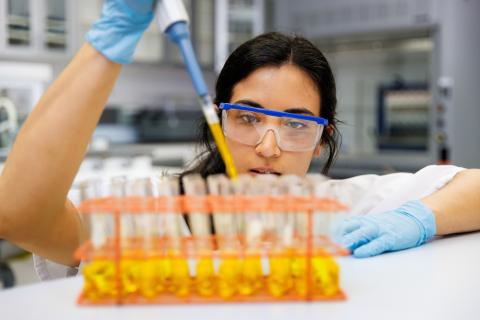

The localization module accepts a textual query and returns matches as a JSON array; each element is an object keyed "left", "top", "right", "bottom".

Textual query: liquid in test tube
[
  {"left": 128, "top": 177, "right": 164, "bottom": 299},
  {"left": 208, "top": 174, "right": 242, "bottom": 298},
  {"left": 306, "top": 174, "right": 340, "bottom": 297},
  {"left": 80, "top": 179, "right": 117, "bottom": 300},
  {"left": 236, "top": 174, "right": 266, "bottom": 296},
  {"left": 183, "top": 174, "right": 215, "bottom": 297},
  {"left": 160, "top": 176, "right": 190, "bottom": 297},
  {"left": 267, "top": 175, "right": 295, "bottom": 297}
]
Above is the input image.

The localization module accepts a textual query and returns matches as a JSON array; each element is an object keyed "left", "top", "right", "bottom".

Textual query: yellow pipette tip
[
  {"left": 200, "top": 95, "right": 238, "bottom": 180},
  {"left": 208, "top": 122, "right": 238, "bottom": 180}
]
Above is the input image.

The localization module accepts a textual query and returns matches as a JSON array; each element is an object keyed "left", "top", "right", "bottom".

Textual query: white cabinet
[
  {"left": 77, "top": 0, "right": 215, "bottom": 66},
  {"left": 0, "top": 0, "right": 76, "bottom": 60},
  {"left": 0, "top": 0, "right": 223, "bottom": 69},
  {"left": 214, "top": 0, "right": 265, "bottom": 72},
  {"left": 76, "top": 0, "right": 167, "bottom": 64}
]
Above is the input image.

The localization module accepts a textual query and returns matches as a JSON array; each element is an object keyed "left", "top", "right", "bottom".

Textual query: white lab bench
[{"left": 1, "top": 232, "right": 479, "bottom": 320}]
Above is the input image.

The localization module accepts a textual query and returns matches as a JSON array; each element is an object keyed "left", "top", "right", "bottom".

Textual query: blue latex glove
[
  {"left": 340, "top": 200, "right": 436, "bottom": 258},
  {"left": 86, "top": 0, "right": 155, "bottom": 64}
]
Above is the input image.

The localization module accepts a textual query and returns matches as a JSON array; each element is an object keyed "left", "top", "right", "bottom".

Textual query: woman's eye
[
  {"left": 285, "top": 120, "right": 307, "bottom": 129},
  {"left": 239, "top": 113, "right": 259, "bottom": 124}
]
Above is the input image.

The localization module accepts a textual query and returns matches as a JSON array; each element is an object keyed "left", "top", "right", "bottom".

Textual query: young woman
[{"left": 0, "top": 1, "right": 478, "bottom": 279}]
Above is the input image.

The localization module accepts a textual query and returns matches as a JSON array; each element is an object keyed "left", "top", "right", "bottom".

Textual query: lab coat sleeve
[
  {"left": 328, "top": 165, "right": 465, "bottom": 216},
  {"left": 33, "top": 254, "right": 81, "bottom": 281}
]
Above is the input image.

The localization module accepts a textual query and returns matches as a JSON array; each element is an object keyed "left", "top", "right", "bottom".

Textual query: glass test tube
[
  {"left": 267, "top": 175, "right": 295, "bottom": 297},
  {"left": 207, "top": 174, "right": 241, "bottom": 298},
  {"left": 280, "top": 175, "right": 311, "bottom": 297},
  {"left": 159, "top": 176, "right": 190, "bottom": 297},
  {"left": 80, "top": 179, "right": 117, "bottom": 300},
  {"left": 305, "top": 174, "right": 331, "bottom": 241},
  {"left": 183, "top": 174, "right": 215, "bottom": 297},
  {"left": 239, "top": 174, "right": 270, "bottom": 296},
  {"left": 306, "top": 174, "right": 340, "bottom": 296},
  {"left": 128, "top": 177, "right": 162, "bottom": 299},
  {"left": 109, "top": 176, "right": 141, "bottom": 297}
]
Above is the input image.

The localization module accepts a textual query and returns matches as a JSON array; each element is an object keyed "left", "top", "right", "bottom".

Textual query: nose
[{"left": 254, "top": 129, "right": 281, "bottom": 158}]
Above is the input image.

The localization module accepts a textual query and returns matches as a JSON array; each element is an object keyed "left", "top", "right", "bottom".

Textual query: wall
[
  {"left": 437, "top": 0, "right": 480, "bottom": 167},
  {"left": 326, "top": 45, "right": 431, "bottom": 155},
  {"left": 51, "top": 61, "right": 217, "bottom": 108},
  {"left": 273, "top": 0, "right": 438, "bottom": 37},
  {"left": 274, "top": 0, "right": 480, "bottom": 168}
]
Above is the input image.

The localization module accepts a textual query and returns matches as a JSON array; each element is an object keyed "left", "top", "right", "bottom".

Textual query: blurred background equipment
[
  {"left": 134, "top": 106, "right": 202, "bottom": 143},
  {"left": 376, "top": 79, "right": 430, "bottom": 151},
  {"left": 0, "top": 90, "right": 18, "bottom": 149},
  {"left": 0, "top": 61, "right": 52, "bottom": 160}
]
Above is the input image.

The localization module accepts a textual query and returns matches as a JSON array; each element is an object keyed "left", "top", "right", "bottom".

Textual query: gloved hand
[
  {"left": 339, "top": 200, "right": 436, "bottom": 258},
  {"left": 86, "top": 0, "right": 156, "bottom": 64}
]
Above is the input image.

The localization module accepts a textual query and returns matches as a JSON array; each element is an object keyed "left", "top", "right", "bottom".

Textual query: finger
[
  {"left": 352, "top": 234, "right": 395, "bottom": 258},
  {"left": 338, "top": 219, "right": 363, "bottom": 235},
  {"left": 341, "top": 221, "right": 378, "bottom": 250}
]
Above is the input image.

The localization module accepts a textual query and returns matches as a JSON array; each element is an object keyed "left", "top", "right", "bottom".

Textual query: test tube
[
  {"left": 106, "top": 176, "right": 143, "bottom": 298},
  {"left": 183, "top": 174, "right": 215, "bottom": 297},
  {"left": 267, "top": 175, "right": 295, "bottom": 297},
  {"left": 279, "top": 175, "right": 311, "bottom": 297},
  {"left": 207, "top": 173, "right": 241, "bottom": 298},
  {"left": 305, "top": 174, "right": 331, "bottom": 240},
  {"left": 126, "top": 177, "right": 162, "bottom": 299},
  {"left": 238, "top": 174, "right": 272, "bottom": 296},
  {"left": 306, "top": 174, "right": 341, "bottom": 297},
  {"left": 79, "top": 178, "right": 117, "bottom": 301},
  {"left": 158, "top": 175, "right": 190, "bottom": 297}
]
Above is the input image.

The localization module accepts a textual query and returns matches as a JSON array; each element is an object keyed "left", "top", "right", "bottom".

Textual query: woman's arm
[
  {"left": 422, "top": 169, "right": 480, "bottom": 235},
  {"left": 0, "top": 44, "right": 121, "bottom": 266},
  {"left": 0, "top": 0, "right": 156, "bottom": 267},
  {"left": 340, "top": 167, "right": 480, "bottom": 258}
]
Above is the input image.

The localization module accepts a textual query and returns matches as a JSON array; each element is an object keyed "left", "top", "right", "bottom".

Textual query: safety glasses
[{"left": 219, "top": 103, "right": 328, "bottom": 152}]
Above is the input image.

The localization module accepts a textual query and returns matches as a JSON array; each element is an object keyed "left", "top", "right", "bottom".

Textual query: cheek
[
  {"left": 284, "top": 152, "right": 315, "bottom": 175},
  {"left": 225, "top": 138, "right": 250, "bottom": 168}
]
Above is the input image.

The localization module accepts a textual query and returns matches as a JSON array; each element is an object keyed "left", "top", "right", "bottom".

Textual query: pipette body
[{"left": 156, "top": 0, "right": 237, "bottom": 178}]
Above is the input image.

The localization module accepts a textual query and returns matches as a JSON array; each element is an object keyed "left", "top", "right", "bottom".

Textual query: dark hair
[{"left": 184, "top": 32, "right": 340, "bottom": 178}]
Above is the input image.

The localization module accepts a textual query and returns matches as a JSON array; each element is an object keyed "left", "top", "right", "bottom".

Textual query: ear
[
  {"left": 313, "top": 143, "right": 322, "bottom": 157},
  {"left": 313, "top": 125, "right": 333, "bottom": 157},
  {"left": 325, "top": 124, "right": 334, "bottom": 136}
]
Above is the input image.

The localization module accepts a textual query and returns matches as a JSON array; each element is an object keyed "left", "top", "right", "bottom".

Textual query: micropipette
[{"left": 156, "top": 0, "right": 237, "bottom": 179}]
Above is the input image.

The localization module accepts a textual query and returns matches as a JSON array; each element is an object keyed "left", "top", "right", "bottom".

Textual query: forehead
[{"left": 230, "top": 64, "right": 321, "bottom": 116}]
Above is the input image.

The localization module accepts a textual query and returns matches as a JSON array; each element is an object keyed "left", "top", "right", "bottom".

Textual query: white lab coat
[{"left": 33, "top": 164, "right": 464, "bottom": 280}]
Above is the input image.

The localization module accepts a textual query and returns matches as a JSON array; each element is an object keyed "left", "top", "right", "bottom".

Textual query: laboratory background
[{"left": 0, "top": 0, "right": 479, "bottom": 290}]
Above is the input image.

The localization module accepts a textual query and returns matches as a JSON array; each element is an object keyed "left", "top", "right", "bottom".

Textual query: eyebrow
[{"left": 233, "top": 99, "right": 316, "bottom": 116}]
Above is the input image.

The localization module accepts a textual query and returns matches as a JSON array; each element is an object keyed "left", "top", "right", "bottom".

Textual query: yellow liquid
[
  {"left": 163, "top": 255, "right": 191, "bottom": 297},
  {"left": 121, "top": 258, "right": 142, "bottom": 296},
  {"left": 208, "top": 123, "right": 237, "bottom": 179},
  {"left": 82, "top": 259, "right": 117, "bottom": 300},
  {"left": 139, "top": 258, "right": 167, "bottom": 299},
  {"left": 238, "top": 256, "right": 263, "bottom": 296},
  {"left": 312, "top": 256, "right": 340, "bottom": 296},
  {"left": 218, "top": 257, "right": 241, "bottom": 299},
  {"left": 268, "top": 256, "right": 293, "bottom": 297},
  {"left": 195, "top": 257, "right": 216, "bottom": 296},
  {"left": 83, "top": 255, "right": 340, "bottom": 300},
  {"left": 291, "top": 256, "right": 307, "bottom": 297}
]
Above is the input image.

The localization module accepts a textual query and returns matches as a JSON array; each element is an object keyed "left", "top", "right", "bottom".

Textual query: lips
[{"left": 249, "top": 168, "right": 281, "bottom": 175}]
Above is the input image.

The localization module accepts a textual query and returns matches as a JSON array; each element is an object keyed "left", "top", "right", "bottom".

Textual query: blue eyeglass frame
[{"left": 218, "top": 103, "right": 328, "bottom": 125}]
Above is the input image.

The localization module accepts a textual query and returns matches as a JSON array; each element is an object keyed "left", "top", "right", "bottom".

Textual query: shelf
[{"left": 8, "top": 14, "right": 30, "bottom": 28}]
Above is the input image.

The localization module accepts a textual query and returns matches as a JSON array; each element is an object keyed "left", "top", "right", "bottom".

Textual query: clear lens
[{"left": 222, "top": 109, "right": 323, "bottom": 152}]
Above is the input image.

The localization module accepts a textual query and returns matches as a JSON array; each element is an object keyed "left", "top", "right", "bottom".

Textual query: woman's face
[{"left": 226, "top": 64, "right": 322, "bottom": 176}]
